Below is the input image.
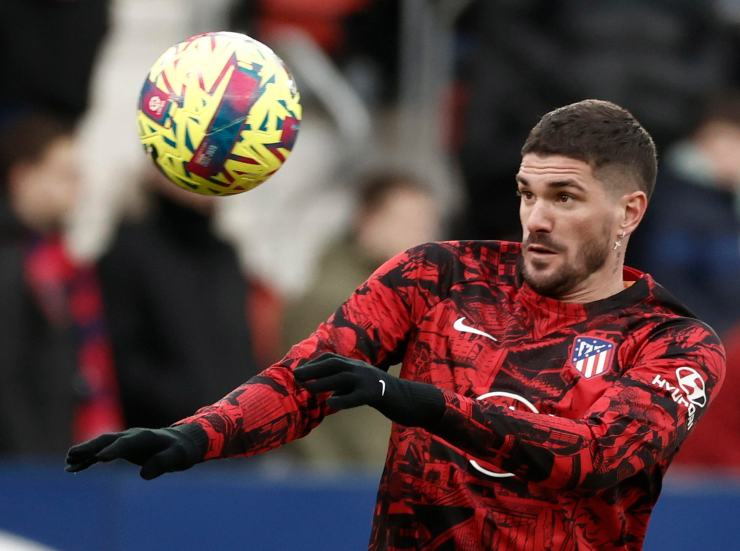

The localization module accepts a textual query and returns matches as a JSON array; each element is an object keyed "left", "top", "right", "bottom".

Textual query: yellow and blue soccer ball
[{"left": 137, "top": 31, "right": 301, "bottom": 195}]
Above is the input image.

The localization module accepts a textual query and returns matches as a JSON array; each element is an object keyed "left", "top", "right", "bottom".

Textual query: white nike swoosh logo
[
  {"left": 453, "top": 317, "right": 498, "bottom": 342},
  {"left": 379, "top": 380, "right": 386, "bottom": 396}
]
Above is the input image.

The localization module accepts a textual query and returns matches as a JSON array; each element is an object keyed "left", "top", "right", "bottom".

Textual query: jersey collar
[{"left": 516, "top": 266, "right": 650, "bottom": 334}]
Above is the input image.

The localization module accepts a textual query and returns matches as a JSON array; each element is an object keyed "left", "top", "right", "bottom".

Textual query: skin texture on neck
[{"left": 516, "top": 154, "right": 646, "bottom": 304}]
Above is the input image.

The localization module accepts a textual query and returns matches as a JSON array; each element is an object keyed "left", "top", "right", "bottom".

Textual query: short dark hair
[
  {"left": 357, "top": 171, "right": 433, "bottom": 215},
  {"left": 0, "top": 112, "right": 75, "bottom": 185},
  {"left": 521, "top": 99, "right": 657, "bottom": 199},
  {"left": 698, "top": 90, "right": 740, "bottom": 128}
]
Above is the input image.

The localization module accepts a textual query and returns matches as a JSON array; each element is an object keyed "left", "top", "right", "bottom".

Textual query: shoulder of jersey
[{"left": 416, "top": 240, "right": 520, "bottom": 286}]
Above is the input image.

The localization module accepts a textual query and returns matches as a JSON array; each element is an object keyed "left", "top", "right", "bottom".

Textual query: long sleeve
[
  {"left": 177, "top": 244, "right": 446, "bottom": 460},
  {"left": 428, "top": 320, "right": 725, "bottom": 491}
]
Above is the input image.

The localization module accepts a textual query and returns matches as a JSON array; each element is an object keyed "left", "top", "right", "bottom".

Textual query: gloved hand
[
  {"left": 294, "top": 353, "right": 445, "bottom": 428},
  {"left": 65, "top": 424, "right": 208, "bottom": 480}
]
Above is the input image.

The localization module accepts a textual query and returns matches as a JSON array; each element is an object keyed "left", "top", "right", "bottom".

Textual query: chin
[
  {"left": 523, "top": 254, "right": 560, "bottom": 276},
  {"left": 521, "top": 261, "right": 574, "bottom": 298},
  {"left": 524, "top": 276, "right": 557, "bottom": 297}
]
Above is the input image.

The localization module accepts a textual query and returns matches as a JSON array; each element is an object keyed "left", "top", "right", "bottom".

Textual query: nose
[{"left": 522, "top": 198, "right": 554, "bottom": 235}]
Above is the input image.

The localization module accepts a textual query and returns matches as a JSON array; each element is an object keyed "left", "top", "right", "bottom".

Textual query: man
[
  {"left": 0, "top": 113, "right": 121, "bottom": 454},
  {"left": 97, "top": 169, "right": 260, "bottom": 429},
  {"left": 67, "top": 100, "right": 725, "bottom": 550}
]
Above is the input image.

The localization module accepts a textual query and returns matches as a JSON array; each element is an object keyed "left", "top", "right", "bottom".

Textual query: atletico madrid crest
[{"left": 570, "top": 336, "right": 615, "bottom": 379}]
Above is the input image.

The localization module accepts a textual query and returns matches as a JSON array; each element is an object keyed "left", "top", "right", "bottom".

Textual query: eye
[
  {"left": 517, "top": 189, "right": 534, "bottom": 201},
  {"left": 557, "top": 193, "right": 573, "bottom": 203}
]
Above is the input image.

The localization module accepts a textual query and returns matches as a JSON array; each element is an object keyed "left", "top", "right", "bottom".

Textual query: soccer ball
[{"left": 137, "top": 32, "right": 301, "bottom": 196}]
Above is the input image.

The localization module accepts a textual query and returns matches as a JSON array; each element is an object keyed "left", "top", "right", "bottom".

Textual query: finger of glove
[
  {"left": 139, "top": 446, "right": 188, "bottom": 480},
  {"left": 303, "top": 372, "right": 357, "bottom": 395},
  {"left": 95, "top": 432, "right": 166, "bottom": 465},
  {"left": 66, "top": 432, "right": 123, "bottom": 464},
  {"left": 327, "top": 391, "right": 371, "bottom": 410},
  {"left": 294, "top": 358, "right": 350, "bottom": 382},
  {"left": 65, "top": 456, "right": 100, "bottom": 473}
]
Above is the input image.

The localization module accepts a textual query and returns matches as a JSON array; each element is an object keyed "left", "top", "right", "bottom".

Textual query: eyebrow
[{"left": 516, "top": 176, "right": 587, "bottom": 193}]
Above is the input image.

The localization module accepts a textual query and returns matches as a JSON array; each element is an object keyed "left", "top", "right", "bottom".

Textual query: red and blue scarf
[{"left": 24, "top": 235, "right": 122, "bottom": 443}]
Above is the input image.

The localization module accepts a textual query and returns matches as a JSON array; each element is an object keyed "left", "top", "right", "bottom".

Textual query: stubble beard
[{"left": 520, "top": 224, "right": 612, "bottom": 298}]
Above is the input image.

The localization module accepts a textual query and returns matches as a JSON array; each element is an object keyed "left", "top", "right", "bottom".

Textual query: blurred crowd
[{"left": 0, "top": 0, "right": 738, "bottom": 473}]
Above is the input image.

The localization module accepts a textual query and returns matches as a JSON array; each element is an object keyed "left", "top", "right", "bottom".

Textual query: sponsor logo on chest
[{"left": 569, "top": 336, "right": 615, "bottom": 379}]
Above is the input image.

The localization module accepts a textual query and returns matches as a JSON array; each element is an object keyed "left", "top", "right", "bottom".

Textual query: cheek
[
  {"left": 19, "top": 176, "right": 49, "bottom": 205},
  {"left": 519, "top": 207, "right": 530, "bottom": 237},
  {"left": 560, "top": 217, "right": 603, "bottom": 251},
  {"left": 519, "top": 202, "right": 527, "bottom": 225}
]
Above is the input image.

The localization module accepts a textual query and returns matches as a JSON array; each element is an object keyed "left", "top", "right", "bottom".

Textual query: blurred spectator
[
  {"left": 630, "top": 91, "right": 740, "bottom": 336},
  {"left": 281, "top": 171, "right": 441, "bottom": 469},
  {"left": 224, "top": 2, "right": 376, "bottom": 299},
  {"left": 0, "top": 0, "right": 110, "bottom": 123},
  {"left": 0, "top": 113, "right": 122, "bottom": 455},
  {"left": 631, "top": 92, "right": 740, "bottom": 470},
  {"left": 456, "top": 0, "right": 731, "bottom": 240},
  {"left": 282, "top": 171, "right": 442, "bottom": 348},
  {"left": 98, "top": 171, "right": 261, "bottom": 428}
]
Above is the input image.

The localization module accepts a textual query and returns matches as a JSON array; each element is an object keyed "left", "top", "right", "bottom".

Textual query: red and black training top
[{"left": 179, "top": 241, "right": 725, "bottom": 551}]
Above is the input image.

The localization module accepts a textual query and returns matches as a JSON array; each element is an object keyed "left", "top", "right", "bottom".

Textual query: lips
[{"left": 527, "top": 244, "right": 557, "bottom": 254}]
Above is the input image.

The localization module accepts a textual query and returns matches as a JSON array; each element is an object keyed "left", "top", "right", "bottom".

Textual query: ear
[{"left": 617, "top": 190, "right": 648, "bottom": 238}]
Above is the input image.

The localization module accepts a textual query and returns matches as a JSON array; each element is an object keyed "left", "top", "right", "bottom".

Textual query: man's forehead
[{"left": 517, "top": 154, "right": 594, "bottom": 182}]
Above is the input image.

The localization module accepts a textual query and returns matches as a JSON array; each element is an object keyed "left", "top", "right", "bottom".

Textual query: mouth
[{"left": 527, "top": 244, "right": 558, "bottom": 256}]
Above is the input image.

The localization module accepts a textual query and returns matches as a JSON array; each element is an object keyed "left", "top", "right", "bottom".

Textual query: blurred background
[{"left": 0, "top": 0, "right": 738, "bottom": 549}]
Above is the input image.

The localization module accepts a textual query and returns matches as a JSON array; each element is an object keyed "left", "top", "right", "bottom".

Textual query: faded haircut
[{"left": 521, "top": 99, "right": 657, "bottom": 199}]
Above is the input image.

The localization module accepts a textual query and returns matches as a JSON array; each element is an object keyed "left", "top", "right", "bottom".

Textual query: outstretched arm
[
  {"left": 173, "top": 242, "right": 448, "bottom": 461},
  {"left": 66, "top": 243, "right": 447, "bottom": 476}
]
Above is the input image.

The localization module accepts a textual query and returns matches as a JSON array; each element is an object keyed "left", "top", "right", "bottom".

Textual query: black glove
[
  {"left": 294, "top": 353, "right": 445, "bottom": 428},
  {"left": 65, "top": 424, "right": 208, "bottom": 480}
]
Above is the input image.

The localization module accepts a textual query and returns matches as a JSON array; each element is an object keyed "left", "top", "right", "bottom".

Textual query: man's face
[
  {"left": 10, "top": 136, "right": 80, "bottom": 233},
  {"left": 699, "top": 121, "right": 740, "bottom": 190},
  {"left": 517, "top": 154, "right": 620, "bottom": 299},
  {"left": 358, "top": 187, "right": 440, "bottom": 262}
]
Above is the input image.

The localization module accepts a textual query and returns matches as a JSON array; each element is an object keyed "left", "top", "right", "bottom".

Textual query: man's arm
[
  {"left": 296, "top": 320, "right": 725, "bottom": 492},
  {"left": 174, "top": 242, "right": 448, "bottom": 460},
  {"left": 67, "top": 243, "right": 447, "bottom": 475}
]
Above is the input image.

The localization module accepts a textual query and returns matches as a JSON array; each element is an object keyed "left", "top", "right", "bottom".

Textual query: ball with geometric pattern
[{"left": 137, "top": 31, "right": 301, "bottom": 195}]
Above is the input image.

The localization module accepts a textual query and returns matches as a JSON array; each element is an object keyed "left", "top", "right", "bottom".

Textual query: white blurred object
[
  {"left": 716, "top": 0, "right": 740, "bottom": 23},
  {"left": 395, "top": 0, "right": 467, "bottom": 213},
  {"left": 217, "top": 112, "right": 352, "bottom": 298},
  {"left": 66, "top": 0, "right": 233, "bottom": 262},
  {"left": 218, "top": 29, "right": 375, "bottom": 297},
  {"left": 274, "top": 28, "right": 373, "bottom": 163},
  {"left": 0, "top": 531, "right": 56, "bottom": 551},
  {"left": 216, "top": 24, "right": 463, "bottom": 297},
  {"left": 66, "top": 0, "right": 463, "bottom": 302}
]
